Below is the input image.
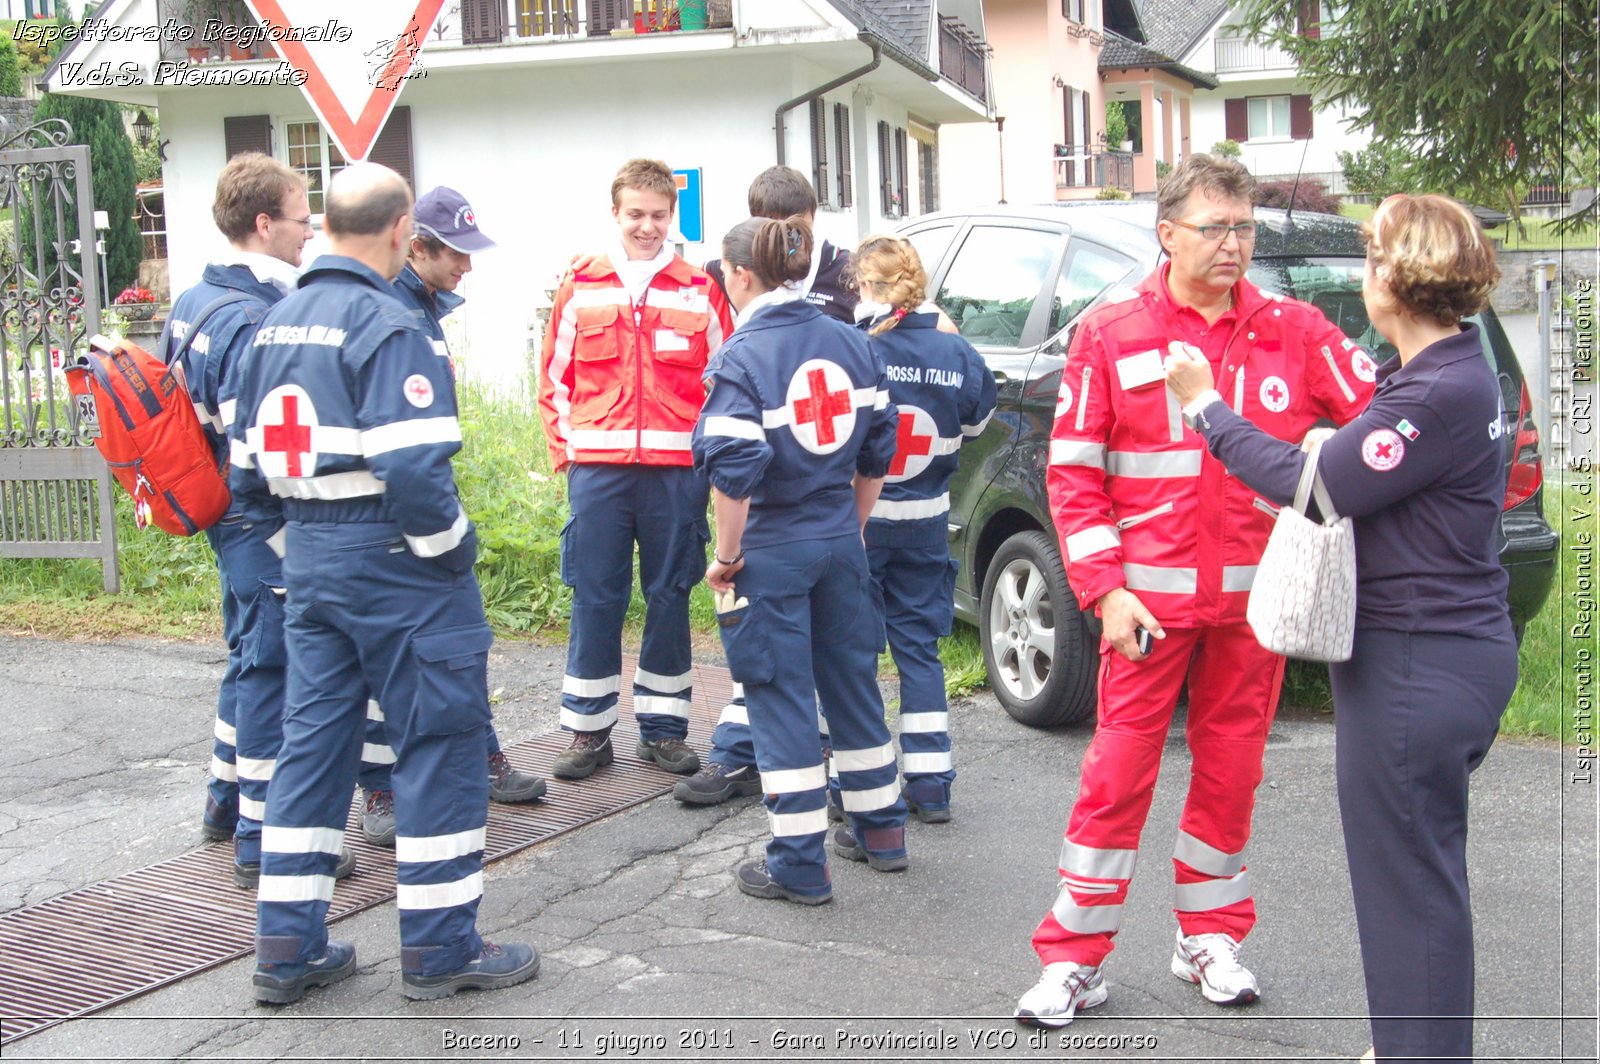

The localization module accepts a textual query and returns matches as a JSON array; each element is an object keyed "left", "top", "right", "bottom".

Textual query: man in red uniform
[
  {"left": 537, "top": 159, "right": 734, "bottom": 781},
  {"left": 1015, "top": 155, "right": 1375, "bottom": 1028}
]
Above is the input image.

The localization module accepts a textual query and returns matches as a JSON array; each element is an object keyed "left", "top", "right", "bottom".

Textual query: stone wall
[
  {"left": 0, "top": 97, "right": 37, "bottom": 143},
  {"left": 1493, "top": 248, "right": 1600, "bottom": 313}
]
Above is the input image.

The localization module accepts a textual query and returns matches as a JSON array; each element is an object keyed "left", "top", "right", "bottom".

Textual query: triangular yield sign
[{"left": 243, "top": 0, "right": 447, "bottom": 162}]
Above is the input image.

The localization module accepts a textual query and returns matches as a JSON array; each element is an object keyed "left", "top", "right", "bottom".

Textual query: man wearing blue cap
[{"left": 354, "top": 186, "right": 546, "bottom": 849}]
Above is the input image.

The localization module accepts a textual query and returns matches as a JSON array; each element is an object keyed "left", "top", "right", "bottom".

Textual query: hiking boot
[
  {"left": 235, "top": 847, "right": 357, "bottom": 890},
  {"left": 1171, "top": 931, "right": 1259, "bottom": 1006},
  {"left": 903, "top": 778, "right": 952, "bottom": 824},
  {"left": 826, "top": 788, "right": 845, "bottom": 822},
  {"left": 635, "top": 736, "right": 701, "bottom": 775},
  {"left": 1014, "top": 961, "right": 1109, "bottom": 1028},
  {"left": 401, "top": 941, "right": 540, "bottom": 1001},
  {"left": 735, "top": 859, "right": 831, "bottom": 906},
  {"left": 252, "top": 939, "right": 357, "bottom": 1005},
  {"left": 672, "top": 762, "right": 762, "bottom": 805},
  {"left": 552, "top": 732, "right": 614, "bottom": 780},
  {"left": 202, "top": 793, "right": 237, "bottom": 842},
  {"left": 488, "top": 751, "right": 547, "bottom": 803},
  {"left": 828, "top": 824, "right": 909, "bottom": 872},
  {"left": 361, "top": 789, "right": 396, "bottom": 848}
]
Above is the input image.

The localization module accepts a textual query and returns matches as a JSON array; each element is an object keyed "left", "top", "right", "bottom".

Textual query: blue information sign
[{"left": 672, "top": 168, "right": 704, "bottom": 244}]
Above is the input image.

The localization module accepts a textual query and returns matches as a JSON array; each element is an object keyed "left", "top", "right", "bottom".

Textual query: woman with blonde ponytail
[{"left": 846, "top": 235, "right": 996, "bottom": 825}]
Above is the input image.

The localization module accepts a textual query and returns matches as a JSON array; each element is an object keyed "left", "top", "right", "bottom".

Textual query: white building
[{"left": 45, "top": 0, "right": 992, "bottom": 388}]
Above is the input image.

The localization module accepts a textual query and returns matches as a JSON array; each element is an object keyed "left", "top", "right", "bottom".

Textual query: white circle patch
[
  {"left": 1056, "top": 380, "right": 1073, "bottom": 418},
  {"left": 1258, "top": 375, "right": 1290, "bottom": 413},
  {"left": 1350, "top": 348, "right": 1378, "bottom": 383},
  {"left": 403, "top": 373, "right": 434, "bottom": 409},
  {"left": 1361, "top": 428, "right": 1405, "bottom": 472},
  {"left": 886, "top": 404, "right": 939, "bottom": 483},
  {"left": 785, "top": 358, "right": 858, "bottom": 455},
  {"left": 257, "top": 384, "right": 319, "bottom": 479}
]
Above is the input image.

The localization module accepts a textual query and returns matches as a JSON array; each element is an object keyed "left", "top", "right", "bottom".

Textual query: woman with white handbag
[{"left": 1164, "top": 193, "right": 1517, "bottom": 1063}]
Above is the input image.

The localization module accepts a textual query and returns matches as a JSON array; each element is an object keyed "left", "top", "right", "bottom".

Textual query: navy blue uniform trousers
[
  {"left": 257, "top": 521, "right": 490, "bottom": 978},
  {"left": 1330, "top": 625, "right": 1517, "bottom": 1062},
  {"left": 722, "top": 533, "right": 908, "bottom": 896}
]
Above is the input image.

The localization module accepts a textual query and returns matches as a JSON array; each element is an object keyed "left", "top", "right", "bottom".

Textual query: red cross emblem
[
  {"left": 1259, "top": 375, "right": 1289, "bottom": 413},
  {"left": 788, "top": 360, "right": 856, "bottom": 453},
  {"left": 887, "top": 405, "right": 937, "bottom": 481},
  {"left": 262, "top": 388, "right": 315, "bottom": 477},
  {"left": 1361, "top": 428, "right": 1404, "bottom": 471},
  {"left": 404, "top": 373, "right": 434, "bottom": 408}
]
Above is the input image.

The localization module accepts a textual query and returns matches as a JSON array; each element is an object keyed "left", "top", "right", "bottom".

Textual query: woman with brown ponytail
[{"left": 691, "top": 215, "right": 910, "bottom": 905}]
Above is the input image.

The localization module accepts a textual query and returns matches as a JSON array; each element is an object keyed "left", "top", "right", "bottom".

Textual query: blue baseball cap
[{"left": 413, "top": 186, "right": 495, "bottom": 253}]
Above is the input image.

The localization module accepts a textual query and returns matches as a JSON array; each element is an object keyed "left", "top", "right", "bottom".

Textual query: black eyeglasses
[{"left": 1172, "top": 219, "right": 1257, "bottom": 243}]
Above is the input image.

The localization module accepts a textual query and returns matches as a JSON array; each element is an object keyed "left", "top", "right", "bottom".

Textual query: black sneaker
[
  {"left": 552, "top": 732, "right": 614, "bottom": 780},
  {"left": 672, "top": 762, "right": 762, "bottom": 805},
  {"left": 362, "top": 789, "right": 396, "bottom": 848},
  {"left": 903, "top": 779, "right": 953, "bottom": 824},
  {"left": 202, "top": 793, "right": 237, "bottom": 842},
  {"left": 826, "top": 788, "right": 845, "bottom": 822},
  {"left": 401, "top": 941, "right": 540, "bottom": 1001},
  {"left": 635, "top": 736, "right": 701, "bottom": 775},
  {"left": 488, "top": 751, "right": 548, "bottom": 803},
  {"left": 235, "top": 847, "right": 357, "bottom": 890},
  {"left": 735, "top": 859, "right": 832, "bottom": 905},
  {"left": 828, "top": 824, "right": 909, "bottom": 872},
  {"left": 253, "top": 939, "right": 358, "bottom": 1005}
]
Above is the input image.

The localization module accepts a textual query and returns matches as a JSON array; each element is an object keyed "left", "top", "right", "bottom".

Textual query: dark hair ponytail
[{"left": 722, "top": 214, "right": 813, "bottom": 291}]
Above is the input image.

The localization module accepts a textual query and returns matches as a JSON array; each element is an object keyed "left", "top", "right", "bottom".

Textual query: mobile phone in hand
[{"left": 1135, "top": 626, "right": 1152, "bottom": 656}]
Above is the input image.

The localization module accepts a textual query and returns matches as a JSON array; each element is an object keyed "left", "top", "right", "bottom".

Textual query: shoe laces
[
  {"left": 571, "top": 732, "right": 609, "bottom": 750},
  {"left": 1043, "top": 961, "right": 1098, "bottom": 993},
  {"left": 488, "top": 751, "right": 517, "bottom": 779},
  {"left": 653, "top": 737, "right": 691, "bottom": 754},
  {"left": 479, "top": 941, "right": 507, "bottom": 960},
  {"left": 365, "top": 789, "right": 393, "bottom": 815},
  {"left": 1186, "top": 933, "right": 1244, "bottom": 973}
]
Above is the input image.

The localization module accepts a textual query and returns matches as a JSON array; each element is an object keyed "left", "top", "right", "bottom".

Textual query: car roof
[{"left": 907, "top": 201, "right": 1368, "bottom": 258}]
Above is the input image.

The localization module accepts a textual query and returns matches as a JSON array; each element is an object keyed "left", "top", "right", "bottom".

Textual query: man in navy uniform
[{"left": 230, "top": 163, "right": 537, "bottom": 1004}]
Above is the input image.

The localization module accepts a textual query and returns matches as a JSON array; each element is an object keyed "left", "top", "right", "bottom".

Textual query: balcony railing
[
  {"left": 938, "top": 15, "right": 989, "bottom": 105},
  {"left": 1214, "top": 35, "right": 1297, "bottom": 73},
  {"left": 155, "top": 0, "right": 276, "bottom": 63},
  {"left": 1053, "top": 145, "right": 1133, "bottom": 192},
  {"left": 446, "top": 0, "right": 731, "bottom": 45}
]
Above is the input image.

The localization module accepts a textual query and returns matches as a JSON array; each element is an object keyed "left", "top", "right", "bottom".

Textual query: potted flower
[{"left": 113, "top": 286, "right": 158, "bottom": 321}]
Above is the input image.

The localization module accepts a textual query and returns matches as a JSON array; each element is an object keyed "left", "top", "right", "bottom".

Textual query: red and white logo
[
  {"left": 1259, "top": 375, "right": 1290, "bottom": 413},
  {"left": 257, "top": 385, "right": 319, "bottom": 478},
  {"left": 1056, "top": 380, "right": 1073, "bottom": 417},
  {"left": 1350, "top": 347, "right": 1378, "bottom": 383},
  {"left": 1361, "top": 428, "right": 1405, "bottom": 471},
  {"left": 886, "top": 405, "right": 938, "bottom": 482},
  {"left": 403, "top": 373, "right": 434, "bottom": 408},
  {"left": 786, "top": 358, "right": 857, "bottom": 455}
]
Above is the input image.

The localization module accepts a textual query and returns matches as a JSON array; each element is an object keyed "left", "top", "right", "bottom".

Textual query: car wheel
[{"left": 979, "top": 529, "right": 1096, "bottom": 728}]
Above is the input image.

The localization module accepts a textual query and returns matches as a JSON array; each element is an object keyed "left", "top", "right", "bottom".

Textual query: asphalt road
[{"left": 0, "top": 633, "right": 1593, "bottom": 1063}]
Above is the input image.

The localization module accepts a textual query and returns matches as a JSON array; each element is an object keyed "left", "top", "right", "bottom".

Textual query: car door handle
[{"left": 991, "top": 370, "right": 1012, "bottom": 384}]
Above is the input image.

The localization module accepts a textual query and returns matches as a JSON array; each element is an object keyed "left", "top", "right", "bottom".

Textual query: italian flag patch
[{"left": 1396, "top": 418, "right": 1421, "bottom": 441}]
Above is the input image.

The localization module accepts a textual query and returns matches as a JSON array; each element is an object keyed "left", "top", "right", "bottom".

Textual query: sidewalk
[{"left": 0, "top": 633, "right": 1593, "bottom": 1062}]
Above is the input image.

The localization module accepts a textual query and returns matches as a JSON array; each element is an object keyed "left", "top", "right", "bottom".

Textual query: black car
[{"left": 897, "top": 203, "right": 1558, "bottom": 728}]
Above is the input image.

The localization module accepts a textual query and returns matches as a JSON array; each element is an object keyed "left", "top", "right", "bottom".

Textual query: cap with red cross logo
[
  {"left": 785, "top": 358, "right": 859, "bottom": 455},
  {"left": 256, "top": 385, "right": 320, "bottom": 479}
]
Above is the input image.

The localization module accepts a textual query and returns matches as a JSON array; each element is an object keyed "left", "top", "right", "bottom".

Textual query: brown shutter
[
  {"left": 462, "top": 0, "right": 507, "bottom": 43},
  {"left": 1224, "top": 97, "right": 1247, "bottom": 141},
  {"left": 877, "top": 120, "right": 892, "bottom": 214},
  {"left": 811, "top": 98, "right": 830, "bottom": 208},
  {"left": 223, "top": 114, "right": 272, "bottom": 160},
  {"left": 894, "top": 126, "right": 908, "bottom": 217},
  {"left": 368, "top": 106, "right": 413, "bottom": 189},
  {"left": 1296, "top": 0, "right": 1321, "bottom": 39},
  {"left": 1289, "top": 94, "right": 1314, "bottom": 139},
  {"left": 836, "top": 103, "right": 854, "bottom": 208},
  {"left": 1063, "top": 87, "right": 1075, "bottom": 147}
]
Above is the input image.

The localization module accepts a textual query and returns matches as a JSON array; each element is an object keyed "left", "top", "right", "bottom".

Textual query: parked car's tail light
[{"left": 1504, "top": 379, "right": 1543, "bottom": 511}]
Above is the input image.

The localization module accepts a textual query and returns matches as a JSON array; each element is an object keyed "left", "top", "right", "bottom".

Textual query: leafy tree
[
  {"left": 1238, "top": 1, "right": 1598, "bottom": 229},
  {"left": 1336, "top": 141, "right": 1426, "bottom": 201},
  {"left": 1104, "top": 100, "right": 1130, "bottom": 149},
  {"left": 1211, "top": 139, "right": 1242, "bottom": 159},
  {"left": 0, "top": 32, "right": 24, "bottom": 98}
]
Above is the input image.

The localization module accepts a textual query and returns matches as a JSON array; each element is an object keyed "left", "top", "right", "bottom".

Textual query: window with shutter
[
  {"left": 835, "top": 103, "right": 853, "bottom": 208},
  {"left": 223, "top": 115, "right": 272, "bottom": 160},
  {"left": 1289, "top": 94, "right": 1314, "bottom": 139},
  {"left": 811, "top": 99, "right": 831, "bottom": 209},
  {"left": 462, "top": 0, "right": 507, "bottom": 43},
  {"left": 368, "top": 106, "right": 415, "bottom": 191},
  {"left": 1224, "top": 98, "right": 1247, "bottom": 142},
  {"left": 894, "top": 126, "right": 908, "bottom": 219},
  {"left": 877, "top": 120, "right": 892, "bottom": 215}
]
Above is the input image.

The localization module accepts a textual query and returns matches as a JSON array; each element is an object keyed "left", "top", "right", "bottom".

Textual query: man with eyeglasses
[{"left": 1016, "top": 154, "right": 1375, "bottom": 1028}]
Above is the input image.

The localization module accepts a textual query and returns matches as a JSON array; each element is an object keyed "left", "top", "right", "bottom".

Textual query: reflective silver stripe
[
  {"left": 1064, "top": 524, "right": 1120, "bottom": 562},
  {"left": 236, "top": 756, "right": 276, "bottom": 779},
  {"left": 192, "top": 401, "right": 221, "bottom": 433},
  {"left": 431, "top": 339, "right": 449, "bottom": 359},
  {"left": 362, "top": 742, "right": 396, "bottom": 765},
  {"left": 1050, "top": 889, "right": 1124, "bottom": 934},
  {"left": 1233, "top": 367, "right": 1246, "bottom": 414},
  {"left": 209, "top": 756, "right": 237, "bottom": 782},
  {"left": 1166, "top": 389, "right": 1183, "bottom": 442},
  {"left": 239, "top": 795, "right": 265, "bottom": 820},
  {"left": 257, "top": 874, "right": 334, "bottom": 903},
  {"left": 899, "top": 711, "right": 948, "bottom": 733},
  {"left": 962, "top": 411, "right": 993, "bottom": 437},
  {"left": 1050, "top": 439, "right": 1106, "bottom": 468},
  {"left": 1060, "top": 873, "right": 1118, "bottom": 895},
  {"left": 635, "top": 666, "right": 692, "bottom": 691},
  {"left": 761, "top": 764, "right": 827, "bottom": 794},
  {"left": 569, "top": 429, "right": 636, "bottom": 449},
  {"left": 568, "top": 286, "right": 630, "bottom": 309},
  {"left": 1222, "top": 565, "right": 1257, "bottom": 593},
  {"left": 1059, "top": 838, "right": 1137, "bottom": 880},
  {"left": 929, "top": 434, "right": 964, "bottom": 456},
  {"left": 717, "top": 701, "right": 749, "bottom": 726},
  {"left": 1123, "top": 563, "right": 1197, "bottom": 594},
  {"left": 1173, "top": 829, "right": 1245, "bottom": 878},
  {"left": 366, "top": 699, "right": 384, "bottom": 721},
  {"left": 362, "top": 416, "right": 461, "bottom": 457},
  {"left": 1321, "top": 344, "right": 1357, "bottom": 403},
  {"left": 1106, "top": 450, "right": 1203, "bottom": 478},
  {"left": 229, "top": 437, "right": 255, "bottom": 470},
  {"left": 396, "top": 872, "right": 483, "bottom": 910},
  {"left": 267, "top": 470, "right": 385, "bottom": 500},
  {"left": 870, "top": 494, "right": 949, "bottom": 521},
  {"left": 644, "top": 288, "right": 711, "bottom": 314},
  {"left": 769, "top": 808, "right": 829, "bottom": 837},
  {"left": 1173, "top": 871, "right": 1253, "bottom": 912},
  {"left": 634, "top": 694, "right": 690, "bottom": 719},
  {"left": 1074, "top": 366, "right": 1092, "bottom": 431},
  {"left": 870, "top": 387, "right": 890, "bottom": 410},
  {"left": 262, "top": 825, "right": 344, "bottom": 854},
  {"left": 639, "top": 430, "right": 693, "bottom": 451},
  {"left": 842, "top": 780, "right": 901, "bottom": 811},
  {"left": 1116, "top": 502, "right": 1174, "bottom": 530},
  {"left": 560, "top": 705, "right": 618, "bottom": 731},
  {"left": 831, "top": 742, "right": 896, "bottom": 772},
  {"left": 213, "top": 719, "right": 238, "bottom": 745},
  {"left": 395, "top": 827, "right": 486, "bottom": 864},
  {"left": 406, "top": 505, "right": 469, "bottom": 558},
  {"left": 1252, "top": 497, "right": 1280, "bottom": 519},
  {"left": 564, "top": 674, "right": 620, "bottom": 697},
  {"left": 701, "top": 415, "right": 765, "bottom": 441},
  {"left": 902, "top": 750, "right": 952, "bottom": 773},
  {"left": 265, "top": 526, "right": 286, "bottom": 558},
  {"left": 219, "top": 398, "right": 238, "bottom": 429}
]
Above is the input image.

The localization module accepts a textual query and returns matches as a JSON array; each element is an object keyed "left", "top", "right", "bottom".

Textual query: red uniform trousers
[{"left": 1032, "top": 622, "right": 1286, "bottom": 967}]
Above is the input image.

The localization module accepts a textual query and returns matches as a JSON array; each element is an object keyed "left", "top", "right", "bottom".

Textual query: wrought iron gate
[{"left": 0, "top": 119, "right": 116, "bottom": 592}]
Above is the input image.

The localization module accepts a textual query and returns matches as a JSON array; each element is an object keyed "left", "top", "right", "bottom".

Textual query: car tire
[{"left": 979, "top": 529, "right": 1097, "bottom": 728}]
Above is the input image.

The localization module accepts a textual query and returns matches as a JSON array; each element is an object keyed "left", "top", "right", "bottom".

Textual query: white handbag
[{"left": 1246, "top": 440, "right": 1356, "bottom": 662}]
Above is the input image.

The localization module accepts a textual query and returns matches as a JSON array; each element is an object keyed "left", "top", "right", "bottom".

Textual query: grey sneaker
[
  {"left": 1171, "top": 930, "right": 1259, "bottom": 1006},
  {"left": 672, "top": 762, "right": 762, "bottom": 805},
  {"left": 252, "top": 939, "right": 357, "bottom": 1005},
  {"left": 552, "top": 732, "right": 614, "bottom": 780},
  {"left": 1015, "top": 961, "right": 1109, "bottom": 1028},
  {"left": 735, "top": 859, "right": 831, "bottom": 905},
  {"left": 401, "top": 941, "right": 540, "bottom": 1001},
  {"left": 635, "top": 736, "right": 701, "bottom": 774},
  {"left": 361, "top": 789, "right": 395, "bottom": 848},
  {"left": 488, "top": 751, "right": 547, "bottom": 803}
]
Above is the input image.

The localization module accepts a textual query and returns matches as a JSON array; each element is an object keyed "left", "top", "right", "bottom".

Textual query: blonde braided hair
[{"left": 851, "top": 235, "right": 928, "bottom": 336}]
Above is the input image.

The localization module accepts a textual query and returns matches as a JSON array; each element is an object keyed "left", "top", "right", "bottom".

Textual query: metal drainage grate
[{"left": 0, "top": 655, "right": 733, "bottom": 1046}]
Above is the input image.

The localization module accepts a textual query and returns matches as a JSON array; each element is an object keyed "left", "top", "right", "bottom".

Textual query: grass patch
[
  {"left": 1340, "top": 202, "right": 1594, "bottom": 251},
  {"left": 1501, "top": 483, "right": 1588, "bottom": 741}
]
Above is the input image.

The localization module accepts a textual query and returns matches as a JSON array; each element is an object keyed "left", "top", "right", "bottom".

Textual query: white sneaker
[
  {"left": 1014, "top": 961, "right": 1109, "bottom": 1028},
  {"left": 1171, "top": 931, "right": 1259, "bottom": 1005}
]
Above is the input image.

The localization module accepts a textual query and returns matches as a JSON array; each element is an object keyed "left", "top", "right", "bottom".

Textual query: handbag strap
[{"left": 1296, "top": 438, "right": 1342, "bottom": 524}]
